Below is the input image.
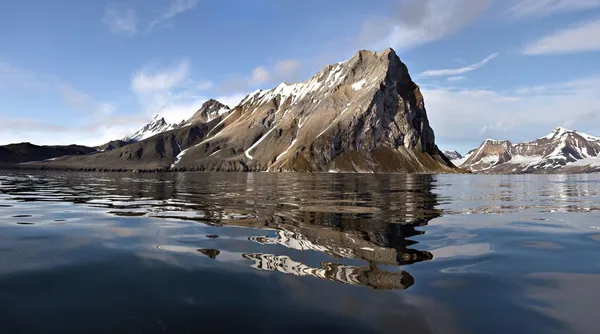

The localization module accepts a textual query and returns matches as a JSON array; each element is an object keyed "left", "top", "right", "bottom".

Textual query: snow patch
[
  {"left": 276, "top": 139, "right": 297, "bottom": 161},
  {"left": 170, "top": 148, "right": 189, "bottom": 169},
  {"left": 245, "top": 127, "right": 276, "bottom": 160},
  {"left": 351, "top": 79, "right": 367, "bottom": 91}
]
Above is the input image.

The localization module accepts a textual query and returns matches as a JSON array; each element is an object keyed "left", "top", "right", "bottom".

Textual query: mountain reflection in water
[
  {"left": 0, "top": 171, "right": 438, "bottom": 291},
  {"left": 3, "top": 171, "right": 599, "bottom": 334}
]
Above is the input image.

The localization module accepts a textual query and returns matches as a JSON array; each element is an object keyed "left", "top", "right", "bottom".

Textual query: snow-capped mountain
[
  {"left": 462, "top": 127, "right": 600, "bottom": 173},
  {"left": 123, "top": 115, "right": 183, "bottom": 142},
  {"left": 443, "top": 150, "right": 463, "bottom": 160},
  {"left": 36, "top": 48, "right": 456, "bottom": 173},
  {"left": 184, "top": 99, "right": 230, "bottom": 125},
  {"left": 122, "top": 100, "right": 230, "bottom": 143},
  {"left": 443, "top": 150, "right": 470, "bottom": 166}
]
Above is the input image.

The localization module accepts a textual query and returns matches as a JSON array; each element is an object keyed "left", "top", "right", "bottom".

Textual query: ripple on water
[{"left": 0, "top": 171, "right": 599, "bottom": 333}]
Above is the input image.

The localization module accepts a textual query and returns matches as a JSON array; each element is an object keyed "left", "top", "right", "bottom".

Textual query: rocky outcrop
[
  {"left": 0, "top": 143, "right": 97, "bottom": 164},
  {"left": 462, "top": 128, "right": 600, "bottom": 173},
  {"left": 31, "top": 48, "right": 455, "bottom": 173}
]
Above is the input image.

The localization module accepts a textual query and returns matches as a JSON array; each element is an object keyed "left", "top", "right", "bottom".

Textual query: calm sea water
[{"left": 0, "top": 170, "right": 599, "bottom": 334}]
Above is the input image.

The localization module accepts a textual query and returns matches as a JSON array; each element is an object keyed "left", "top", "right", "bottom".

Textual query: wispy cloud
[
  {"left": 104, "top": 0, "right": 199, "bottom": 36},
  {"left": 103, "top": 3, "right": 138, "bottom": 36},
  {"left": 424, "top": 76, "right": 600, "bottom": 150},
  {"left": 132, "top": 60, "right": 191, "bottom": 94},
  {"left": 523, "top": 19, "right": 600, "bottom": 55},
  {"left": 508, "top": 0, "right": 600, "bottom": 18},
  {"left": 0, "top": 61, "right": 132, "bottom": 146},
  {"left": 357, "top": 0, "right": 492, "bottom": 51},
  {"left": 147, "top": 0, "right": 199, "bottom": 32},
  {"left": 421, "top": 53, "right": 498, "bottom": 77},
  {"left": 446, "top": 76, "right": 467, "bottom": 82},
  {"left": 129, "top": 59, "right": 246, "bottom": 124},
  {"left": 250, "top": 66, "right": 271, "bottom": 85}
]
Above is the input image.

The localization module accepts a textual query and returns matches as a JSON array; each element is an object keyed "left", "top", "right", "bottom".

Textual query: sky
[{"left": 1, "top": 0, "right": 600, "bottom": 153}]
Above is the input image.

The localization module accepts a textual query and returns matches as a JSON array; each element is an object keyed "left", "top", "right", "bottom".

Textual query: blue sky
[{"left": 1, "top": 0, "right": 600, "bottom": 153}]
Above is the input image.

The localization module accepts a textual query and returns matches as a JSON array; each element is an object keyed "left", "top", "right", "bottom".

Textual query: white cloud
[
  {"left": 251, "top": 66, "right": 271, "bottom": 85},
  {"left": 130, "top": 59, "right": 225, "bottom": 124},
  {"left": 423, "top": 76, "right": 600, "bottom": 151},
  {"left": 357, "top": 0, "right": 492, "bottom": 51},
  {"left": 213, "top": 92, "right": 248, "bottom": 109},
  {"left": 103, "top": 3, "right": 138, "bottom": 36},
  {"left": 508, "top": 0, "right": 600, "bottom": 18},
  {"left": 131, "top": 60, "right": 190, "bottom": 94},
  {"left": 523, "top": 19, "right": 600, "bottom": 55},
  {"left": 446, "top": 76, "right": 467, "bottom": 82},
  {"left": 274, "top": 60, "right": 301, "bottom": 81},
  {"left": 147, "top": 0, "right": 199, "bottom": 32},
  {"left": 421, "top": 53, "right": 498, "bottom": 77}
]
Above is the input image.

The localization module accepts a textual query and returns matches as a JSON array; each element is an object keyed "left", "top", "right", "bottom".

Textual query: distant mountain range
[
  {"left": 445, "top": 127, "right": 600, "bottom": 174},
  {"left": 11, "top": 48, "right": 454, "bottom": 173}
]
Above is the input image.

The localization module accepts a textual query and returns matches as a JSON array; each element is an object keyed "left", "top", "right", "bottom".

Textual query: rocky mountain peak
[
  {"left": 123, "top": 114, "right": 181, "bottom": 142},
  {"left": 36, "top": 48, "right": 456, "bottom": 174},
  {"left": 443, "top": 150, "right": 463, "bottom": 160},
  {"left": 185, "top": 99, "right": 230, "bottom": 125}
]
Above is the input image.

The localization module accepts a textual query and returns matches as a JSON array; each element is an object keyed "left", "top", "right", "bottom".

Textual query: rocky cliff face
[
  {"left": 462, "top": 128, "right": 600, "bottom": 173},
  {"left": 34, "top": 48, "right": 455, "bottom": 173}
]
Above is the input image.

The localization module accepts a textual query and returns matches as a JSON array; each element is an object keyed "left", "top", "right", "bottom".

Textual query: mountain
[
  {"left": 0, "top": 143, "right": 97, "bottom": 164},
  {"left": 29, "top": 48, "right": 456, "bottom": 173},
  {"left": 443, "top": 150, "right": 462, "bottom": 160},
  {"left": 184, "top": 99, "right": 230, "bottom": 125},
  {"left": 97, "top": 139, "right": 134, "bottom": 152},
  {"left": 461, "top": 127, "right": 600, "bottom": 173},
  {"left": 117, "top": 100, "right": 230, "bottom": 145},
  {"left": 123, "top": 115, "right": 184, "bottom": 142}
]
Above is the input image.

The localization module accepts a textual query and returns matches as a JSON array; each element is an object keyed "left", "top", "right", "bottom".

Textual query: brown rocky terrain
[{"left": 25, "top": 48, "right": 455, "bottom": 173}]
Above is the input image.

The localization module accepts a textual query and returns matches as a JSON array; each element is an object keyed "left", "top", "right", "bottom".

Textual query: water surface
[{"left": 1, "top": 171, "right": 599, "bottom": 333}]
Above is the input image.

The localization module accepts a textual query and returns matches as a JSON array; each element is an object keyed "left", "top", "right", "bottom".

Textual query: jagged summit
[
  {"left": 122, "top": 114, "right": 181, "bottom": 142},
  {"left": 185, "top": 99, "right": 230, "bottom": 125}
]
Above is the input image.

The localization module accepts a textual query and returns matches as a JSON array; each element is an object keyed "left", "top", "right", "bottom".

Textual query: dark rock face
[
  {"left": 0, "top": 143, "right": 97, "bottom": 164},
  {"left": 462, "top": 128, "right": 600, "bottom": 174},
  {"left": 32, "top": 49, "right": 455, "bottom": 173}
]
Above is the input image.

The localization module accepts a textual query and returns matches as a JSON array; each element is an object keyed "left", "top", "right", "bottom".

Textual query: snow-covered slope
[
  {"left": 443, "top": 150, "right": 470, "bottom": 167},
  {"left": 462, "top": 128, "right": 600, "bottom": 173},
  {"left": 123, "top": 115, "right": 183, "bottom": 142}
]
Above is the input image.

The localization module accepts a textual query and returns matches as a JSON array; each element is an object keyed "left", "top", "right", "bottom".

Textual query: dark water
[{"left": 1, "top": 171, "right": 599, "bottom": 334}]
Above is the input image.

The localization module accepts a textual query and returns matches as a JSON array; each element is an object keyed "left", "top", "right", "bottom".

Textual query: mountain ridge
[
  {"left": 26, "top": 48, "right": 456, "bottom": 173},
  {"left": 456, "top": 127, "right": 600, "bottom": 173}
]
